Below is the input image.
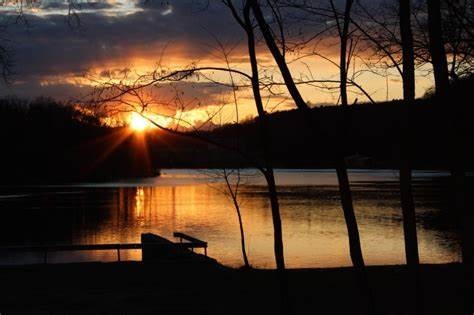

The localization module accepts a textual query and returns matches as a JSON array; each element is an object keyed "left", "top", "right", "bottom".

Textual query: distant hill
[
  {"left": 157, "top": 76, "right": 473, "bottom": 170},
  {"left": 0, "top": 98, "right": 156, "bottom": 183},
  {"left": 155, "top": 97, "right": 473, "bottom": 170},
  {"left": 0, "top": 76, "right": 472, "bottom": 182}
]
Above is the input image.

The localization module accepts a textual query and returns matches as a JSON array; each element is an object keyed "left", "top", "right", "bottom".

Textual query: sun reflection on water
[
  {"left": 69, "top": 181, "right": 461, "bottom": 268},
  {"left": 0, "top": 170, "right": 462, "bottom": 268}
]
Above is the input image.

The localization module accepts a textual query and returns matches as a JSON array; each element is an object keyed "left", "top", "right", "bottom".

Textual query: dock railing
[
  {"left": 0, "top": 232, "right": 207, "bottom": 264},
  {"left": 173, "top": 232, "right": 208, "bottom": 256}
]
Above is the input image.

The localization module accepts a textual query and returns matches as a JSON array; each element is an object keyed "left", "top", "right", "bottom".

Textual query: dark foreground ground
[{"left": 0, "top": 261, "right": 471, "bottom": 315}]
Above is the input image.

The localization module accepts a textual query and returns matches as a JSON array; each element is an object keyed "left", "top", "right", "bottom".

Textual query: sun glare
[{"left": 129, "top": 113, "right": 149, "bottom": 132}]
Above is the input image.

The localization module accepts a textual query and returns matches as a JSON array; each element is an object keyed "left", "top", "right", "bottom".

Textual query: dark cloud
[
  {"left": 37, "top": 1, "right": 117, "bottom": 11},
  {"left": 0, "top": 0, "right": 246, "bottom": 99},
  {"left": 2, "top": 79, "right": 91, "bottom": 99},
  {"left": 0, "top": 0, "right": 386, "bottom": 101}
]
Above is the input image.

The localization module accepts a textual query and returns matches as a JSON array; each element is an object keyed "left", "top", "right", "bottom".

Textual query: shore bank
[{"left": 0, "top": 262, "right": 469, "bottom": 314}]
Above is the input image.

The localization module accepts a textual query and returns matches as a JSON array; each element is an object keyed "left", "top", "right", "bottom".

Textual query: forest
[{"left": 1, "top": 75, "right": 472, "bottom": 182}]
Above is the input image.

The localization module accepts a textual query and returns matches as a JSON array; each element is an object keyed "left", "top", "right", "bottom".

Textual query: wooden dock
[{"left": 0, "top": 232, "right": 210, "bottom": 264}]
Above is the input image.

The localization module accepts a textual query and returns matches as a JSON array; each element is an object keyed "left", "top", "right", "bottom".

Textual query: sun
[{"left": 129, "top": 112, "right": 149, "bottom": 132}]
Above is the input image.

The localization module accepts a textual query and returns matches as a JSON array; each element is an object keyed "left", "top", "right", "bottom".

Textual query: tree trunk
[
  {"left": 264, "top": 170, "right": 286, "bottom": 272},
  {"left": 428, "top": 0, "right": 472, "bottom": 310},
  {"left": 427, "top": 0, "right": 450, "bottom": 97},
  {"left": 436, "top": 1, "right": 472, "bottom": 311},
  {"left": 399, "top": 1, "right": 423, "bottom": 314},
  {"left": 336, "top": 159, "right": 373, "bottom": 314},
  {"left": 399, "top": 0, "right": 418, "bottom": 263},
  {"left": 235, "top": 202, "right": 250, "bottom": 268},
  {"left": 452, "top": 167, "right": 474, "bottom": 315},
  {"left": 224, "top": 171, "right": 250, "bottom": 268},
  {"left": 339, "top": 0, "right": 353, "bottom": 107},
  {"left": 450, "top": 111, "right": 473, "bottom": 314},
  {"left": 242, "top": 3, "right": 289, "bottom": 313},
  {"left": 249, "top": 0, "right": 307, "bottom": 110},
  {"left": 337, "top": 2, "right": 373, "bottom": 313},
  {"left": 400, "top": 0, "right": 416, "bottom": 102},
  {"left": 244, "top": 3, "right": 285, "bottom": 274}
]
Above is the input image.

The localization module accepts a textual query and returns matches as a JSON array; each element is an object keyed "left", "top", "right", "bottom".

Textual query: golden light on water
[{"left": 71, "top": 182, "right": 461, "bottom": 268}]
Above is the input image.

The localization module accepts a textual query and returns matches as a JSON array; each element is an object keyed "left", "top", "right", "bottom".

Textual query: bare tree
[
  {"left": 399, "top": 1, "right": 423, "bottom": 314},
  {"left": 248, "top": 1, "right": 373, "bottom": 314},
  {"left": 427, "top": 0, "right": 450, "bottom": 96},
  {"left": 206, "top": 168, "right": 251, "bottom": 269},
  {"left": 224, "top": 2, "right": 290, "bottom": 312},
  {"left": 437, "top": 3, "right": 474, "bottom": 314},
  {"left": 222, "top": 168, "right": 251, "bottom": 268},
  {"left": 330, "top": 0, "right": 355, "bottom": 107},
  {"left": 443, "top": 0, "right": 474, "bottom": 80},
  {"left": 421, "top": 2, "right": 473, "bottom": 313}
]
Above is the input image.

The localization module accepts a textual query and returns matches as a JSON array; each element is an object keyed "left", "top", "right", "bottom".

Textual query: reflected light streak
[
  {"left": 0, "top": 172, "right": 460, "bottom": 268},
  {"left": 89, "top": 183, "right": 461, "bottom": 268}
]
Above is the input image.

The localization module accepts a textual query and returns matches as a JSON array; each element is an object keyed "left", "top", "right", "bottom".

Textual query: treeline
[
  {"left": 155, "top": 77, "right": 474, "bottom": 170},
  {"left": 1, "top": 76, "right": 472, "bottom": 183},
  {"left": 0, "top": 97, "right": 157, "bottom": 183}
]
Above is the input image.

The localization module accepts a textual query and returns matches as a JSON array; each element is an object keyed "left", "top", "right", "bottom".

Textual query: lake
[{"left": 0, "top": 169, "right": 462, "bottom": 268}]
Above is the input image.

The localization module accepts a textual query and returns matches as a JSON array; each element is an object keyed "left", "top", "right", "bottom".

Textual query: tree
[
  {"left": 427, "top": 0, "right": 450, "bottom": 96},
  {"left": 443, "top": 0, "right": 474, "bottom": 80},
  {"left": 329, "top": 0, "right": 355, "bottom": 107},
  {"left": 222, "top": 168, "right": 251, "bottom": 269},
  {"left": 224, "top": 2, "right": 290, "bottom": 312},
  {"left": 424, "top": 2, "right": 473, "bottom": 313},
  {"left": 399, "top": 1, "right": 423, "bottom": 314},
  {"left": 249, "top": 1, "right": 373, "bottom": 314}
]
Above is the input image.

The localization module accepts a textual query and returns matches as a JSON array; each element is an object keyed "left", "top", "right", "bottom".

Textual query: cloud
[
  {"left": 0, "top": 0, "right": 143, "bottom": 16},
  {"left": 0, "top": 0, "right": 247, "bottom": 99},
  {"left": 0, "top": 0, "right": 408, "bottom": 109}
]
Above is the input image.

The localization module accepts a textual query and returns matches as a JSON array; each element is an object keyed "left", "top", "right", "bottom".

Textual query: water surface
[{"left": 0, "top": 169, "right": 462, "bottom": 268}]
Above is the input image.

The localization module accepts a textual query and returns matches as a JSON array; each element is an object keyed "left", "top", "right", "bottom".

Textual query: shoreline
[
  {"left": 0, "top": 262, "right": 469, "bottom": 314},
  {"left": 0, "top": 168, "right": 466, "bottom": 187}
]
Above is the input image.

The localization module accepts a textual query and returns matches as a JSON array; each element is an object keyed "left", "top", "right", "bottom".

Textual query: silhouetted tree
[
  {"left": 249, "top": 1, "right": 373, "bottom": 314},
  {"left": 442, "top": 0, "right": 474, "bottom": 80},
  {"left": 424, "top": 2, "right": 473, "bottom": 313},
  {"left": 399, "top": 1, "right": 423, "bottom": 314},
  {"left": 224, "top": 2, "right": 289, "bottom": 312},
  {"left": 335, "top": 0, "right": 354, "bottom": 107},
  {"left": 222, "top": 169, "right": 251, "bottom": 269},
  {"left": 427, "top": 0, "right": 450, "bottom": 97},
  {"left": 350, "top": 2, "right": 423, "bottom": 286}
]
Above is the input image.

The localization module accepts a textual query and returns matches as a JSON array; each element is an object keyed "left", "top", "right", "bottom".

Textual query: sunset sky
[{"left": 0, "top": 0, "right": 435, "bottom": 127}]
